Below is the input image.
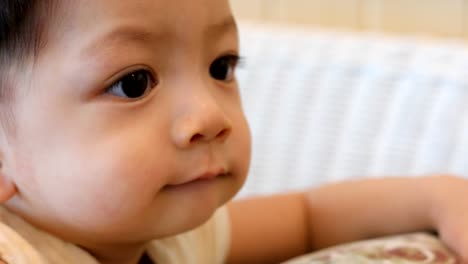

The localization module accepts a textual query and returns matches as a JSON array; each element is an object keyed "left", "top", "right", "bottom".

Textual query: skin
[
  {"left": 0, "top": 0, "right": 251, "bottom": 264},
  {"left": 229, "top": 176, "right": 468, "bottom": 263},
  {"left": 1, "top": 1, "right": 468, "bottom": 264}
]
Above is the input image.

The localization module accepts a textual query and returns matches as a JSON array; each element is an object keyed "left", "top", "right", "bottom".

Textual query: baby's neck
[
  {"left": 138, "top": 253, "right": 155, "bottom": 264},
  {"left": 98, "top": 253, "right": 153, "bottom": 264},
  {"left": 87, "top": 243, "right": 149, "bottom": 264}
]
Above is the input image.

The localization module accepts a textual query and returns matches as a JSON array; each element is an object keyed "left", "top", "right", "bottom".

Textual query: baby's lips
[
  {"left": 197, "top": 169, "right": 226, "bottom": 180},
  {"left": 169, "top": 167, "right": 227, "bottom": 186}
]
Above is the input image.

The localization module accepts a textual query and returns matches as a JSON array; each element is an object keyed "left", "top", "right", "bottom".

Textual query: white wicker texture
[{"left": 235, "top": 23, "right": 468, "bottom": 198}]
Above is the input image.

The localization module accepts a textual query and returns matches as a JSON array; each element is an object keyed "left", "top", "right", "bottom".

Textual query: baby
[{"left": 0, "top": 0, "right": 468, "bottom": 264}]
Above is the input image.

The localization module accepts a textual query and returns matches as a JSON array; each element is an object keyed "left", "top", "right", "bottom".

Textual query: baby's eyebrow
[
  {"left": 83, "top": 26, "right": 156, "bottom": 57},
  {"left": 82, "top": 15, "right": 237, "bottom": 57},
  {"left": 205, "top": 15, "right": 237, "bottom": 37}
]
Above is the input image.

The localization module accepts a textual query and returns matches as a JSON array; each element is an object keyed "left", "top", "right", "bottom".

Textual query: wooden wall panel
[
  {"left": 462, "top": 0, "right": 468, "bottom": 37},
  {"left": 229, "top": 0, "right": 468, "bottom": 39},
  {"left": 271, "top": 0, "right": 359, "bottom": 28},
  {"left": 268, "top": 0, "right": 322, "bottom": 25},
  {"left": 376, "top": 0, "right": 464, "bottom": 37},
  {"left": 229, "top": 0, "right": 266, "bottom": 21},
  {"left": 359, "top": 0, "right": 383, "bottom": 30}
]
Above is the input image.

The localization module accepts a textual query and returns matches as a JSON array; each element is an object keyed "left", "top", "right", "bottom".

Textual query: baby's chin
[{"left": 147, "top": 179, "right": 236, "bottom": 238}]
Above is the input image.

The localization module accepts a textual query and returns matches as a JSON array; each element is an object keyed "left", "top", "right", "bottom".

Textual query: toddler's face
[{"left": 4, "top": 0, "right": 250, "bottom": 248}]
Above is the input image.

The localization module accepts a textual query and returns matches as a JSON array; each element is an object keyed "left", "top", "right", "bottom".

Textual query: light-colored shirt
[{"left": 0, "top": 206, "right": 230, "bottom": 264}]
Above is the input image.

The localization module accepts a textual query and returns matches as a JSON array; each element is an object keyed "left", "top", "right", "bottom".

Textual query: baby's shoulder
[
  {"left": 0, "top": 207, "right": 99, "bottom": 264},
  {"left": 0, "top": 218, "right": 46, "bottom": 264}
]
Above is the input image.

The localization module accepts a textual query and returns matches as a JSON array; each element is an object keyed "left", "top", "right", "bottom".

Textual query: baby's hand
[{"left": 425, "top": 175, "right": 468, "bottom": 262}]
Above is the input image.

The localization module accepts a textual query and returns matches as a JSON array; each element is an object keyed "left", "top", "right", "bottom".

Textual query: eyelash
[
  {"left": 105, "top": 69, "right": 157, "bottom": 100},
  {"left": 105, "top": 54, "right": 243, "bottom": 100},
  {"left": 209, "top": 54, "right": 242, "bottom": 82}
]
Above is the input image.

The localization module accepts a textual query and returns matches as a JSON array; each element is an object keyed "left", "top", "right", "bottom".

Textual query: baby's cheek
[
  {"left": 76, "top": 144, "right": 167, "bottom": 222},
  {"left": 231, "top": 114, "right": 252, "bottom": 178}
]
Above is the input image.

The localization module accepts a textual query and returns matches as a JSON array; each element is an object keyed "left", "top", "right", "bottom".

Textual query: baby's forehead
[
  {"left": 52, "top": 0, "right": 234, "bottom": 32},
  {"left": 46, "top": 0, "right": 236, "bottom": 54}
]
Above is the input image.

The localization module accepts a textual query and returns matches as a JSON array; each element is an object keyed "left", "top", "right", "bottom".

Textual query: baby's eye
[
  {"left": 209, "top": 55, "right": 240, "bottom": 82},
  {"left": 106, "top": 70, "right": 157, "bottom": 99}
]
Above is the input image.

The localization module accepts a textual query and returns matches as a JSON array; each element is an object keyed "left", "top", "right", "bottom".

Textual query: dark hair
[
  {"left": 0, "top": 1, "right": 52, "bottom": 99},
  {"left": 0, "top": 1, "right": 54, "bottom": 132}
]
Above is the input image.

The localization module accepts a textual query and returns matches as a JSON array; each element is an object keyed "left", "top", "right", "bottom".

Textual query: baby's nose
[{"left": 171, "top": 93, "right": 232, "bottom": 148}]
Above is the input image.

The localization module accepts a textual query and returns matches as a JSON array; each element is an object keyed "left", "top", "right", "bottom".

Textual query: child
[{"left": 0, "top": 0, "right": 468, "bottom": 264}]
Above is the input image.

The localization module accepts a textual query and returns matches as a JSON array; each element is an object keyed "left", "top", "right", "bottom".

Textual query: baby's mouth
[{"left": 164, "top": 169, "right": 229, "bottom": 189}]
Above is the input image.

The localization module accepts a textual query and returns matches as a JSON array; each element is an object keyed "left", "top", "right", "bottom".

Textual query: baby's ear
[{"left": 0, "top": 161, "right": 16, "bottom": 203}]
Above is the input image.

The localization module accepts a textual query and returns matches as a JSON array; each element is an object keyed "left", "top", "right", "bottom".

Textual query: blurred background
[
  {"left": 227, "top": 1, "right": 468, "bottom": 198},
  {"left": 230, "top": 0, "right": 468, "bottom": 39}
]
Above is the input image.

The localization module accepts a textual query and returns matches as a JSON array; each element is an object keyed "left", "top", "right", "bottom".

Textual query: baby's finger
[{"left": 439, "top": 222, "right": 468, "bottom": 263}]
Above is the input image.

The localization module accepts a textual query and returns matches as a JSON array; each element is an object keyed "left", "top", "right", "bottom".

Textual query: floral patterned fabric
[{"left": 284, "top": 233, "right": 457, "bottom": 264}]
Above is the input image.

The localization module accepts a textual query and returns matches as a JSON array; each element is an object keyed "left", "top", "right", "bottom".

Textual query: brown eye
[
  {"left": 107, "top": 70, "right": 157, "bottom": 99},
  {"left": 209, "top": 55, "right": 240, "bottom": 82}
]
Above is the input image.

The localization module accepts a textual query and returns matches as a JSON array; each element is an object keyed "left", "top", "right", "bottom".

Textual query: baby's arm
[
  {"left": 227, "top": 192, "right": 310, "bottom": 264},
  {"left": 226, "top": 176, "right": 468, "bottom": 264}
]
